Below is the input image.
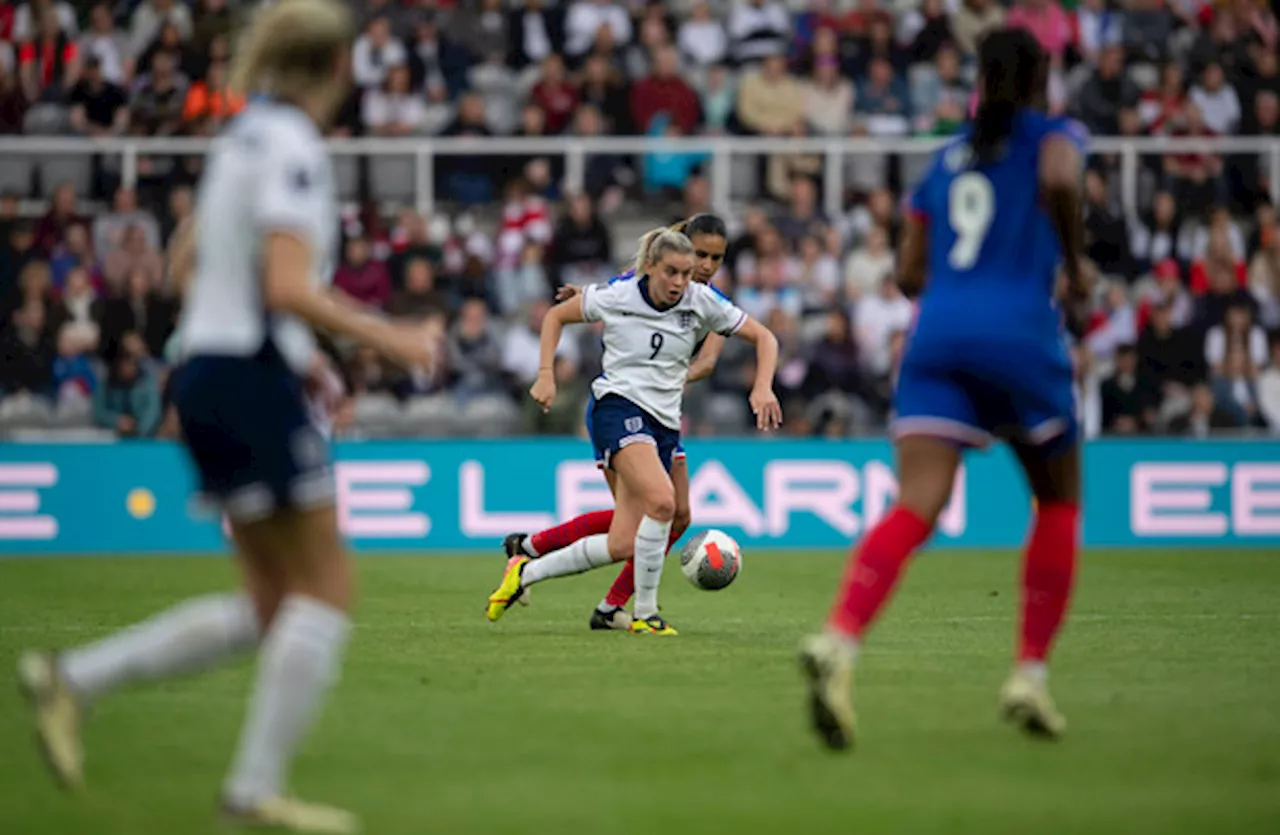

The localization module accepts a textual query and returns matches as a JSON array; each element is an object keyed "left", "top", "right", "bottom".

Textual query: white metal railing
[{"left": 0, "top": 134, "right": 1276, "bottom": 219}]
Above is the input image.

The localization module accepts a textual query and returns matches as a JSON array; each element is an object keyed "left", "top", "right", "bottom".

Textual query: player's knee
[
  {"left": 642, "top": 486, "right": 676, "bottom": 523},
  {"left": 606, "top": 530, "right": 635, "bottom": 561}
]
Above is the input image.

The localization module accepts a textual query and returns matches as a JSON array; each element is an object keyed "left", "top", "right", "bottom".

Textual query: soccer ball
[{"left": 679, "top": 529, "right": 742, "bottom": 591}]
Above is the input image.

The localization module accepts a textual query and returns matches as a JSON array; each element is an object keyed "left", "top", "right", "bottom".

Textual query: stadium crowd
[{"left": 1, "top": 0, "right": 1279, "bottom": 440}]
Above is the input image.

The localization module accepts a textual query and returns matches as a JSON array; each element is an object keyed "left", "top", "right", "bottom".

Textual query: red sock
[
  {"left": 529, "top": 510, "right": 614, "bottom": 555},
  {"left": 827, "top": 507, "right": 933, "bottom": 639},
  {"left": 1018, "top": 502, "right": 1079, "bottom": 663},
  {"left": 603, "top": 527, "right": 684, "bottom": 608}
]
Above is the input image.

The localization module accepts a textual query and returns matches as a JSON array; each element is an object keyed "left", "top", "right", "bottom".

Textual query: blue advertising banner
[{"left": 0, "top": 439, "right": 1277, "bottom": 554}]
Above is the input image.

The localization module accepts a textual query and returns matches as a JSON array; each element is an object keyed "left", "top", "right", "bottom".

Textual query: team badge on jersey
[
  {"left": 290, "top": 166, "right": 312, "bottom": 192},
  {"left": 678, "top": 310, "right": 695, "bottom": 331},
  {"left": 624, "top": 416, "right": 644, "bottom": 433}
]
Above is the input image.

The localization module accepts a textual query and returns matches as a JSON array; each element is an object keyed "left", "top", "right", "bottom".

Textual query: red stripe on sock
[
  {"left": 605, "top": 560, "right": 635, "bottom": 608},
  {"left": 1018, "top": 501, "right": 1079, "bottom": 663},
  {"left": 530, "top": 510, "right": 614, "bottom": 555},
  {"left": 828, "top": 506, "right": 932, "bottom": 639}
]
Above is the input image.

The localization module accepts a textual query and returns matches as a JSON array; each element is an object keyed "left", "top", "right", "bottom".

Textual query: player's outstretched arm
[
  {"left": 897, "top": 215, "right": 928, "bottom": 298},
  {"left": 530, "top": 294, "right": 586, "bottom": 412},
  {"left": 687, "top": 333, "right": 726, "bottom": 382},
  {"left": 1039, "top": 134, "right": 1087, "bottom": 300},
  {"left": 734, "top": 317, "right": 783, "bottom": 430},
  {"left": 261, "top": 231, "right": 431, "bottom": 370}
]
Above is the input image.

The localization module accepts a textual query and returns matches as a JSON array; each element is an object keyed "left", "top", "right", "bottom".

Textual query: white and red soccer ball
[{"left": 679, "top": 529, "right": 742, "bottom": 591}]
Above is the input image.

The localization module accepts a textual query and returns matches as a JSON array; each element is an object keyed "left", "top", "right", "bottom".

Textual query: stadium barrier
[
  {"left": 0, "top": 135, "right": 1276, "bottom": 223},
  {"left": 0, "top": 438, "right": 1276, "bottom": 554}
]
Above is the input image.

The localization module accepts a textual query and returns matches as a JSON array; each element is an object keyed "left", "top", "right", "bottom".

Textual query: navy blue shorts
[
  {"left": 587, "top": 394, "right": 682, "bottom": 473},
  {"left": 893, "top": 335, "right": 1078, "bottom": 456},
  {"left": 173, "top": 343, "right": 334, "bottom": 522}
]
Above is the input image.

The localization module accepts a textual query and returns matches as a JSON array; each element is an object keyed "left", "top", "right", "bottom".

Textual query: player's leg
[
  {"left": 592, "top": 455, "right": 688, "bottom": 628},
  {"left": 220, "top": 504, "right": 359, "bottom": 833},
  {"left": 609, "top": 442, "right": 677, "bottom": 634}
]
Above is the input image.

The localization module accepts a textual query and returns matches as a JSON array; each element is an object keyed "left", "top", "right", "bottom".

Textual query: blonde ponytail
[
  {"left": 633, "top": 227, "right": 693, "bottom": 276},
  {"left": 230, "top": 0, "right": 353, "bottom": 101}
]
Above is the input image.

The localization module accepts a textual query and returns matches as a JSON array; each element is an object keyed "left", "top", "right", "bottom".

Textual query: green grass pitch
[{"left": 1, "top": 549, "right": 1278, "bottom": 834}]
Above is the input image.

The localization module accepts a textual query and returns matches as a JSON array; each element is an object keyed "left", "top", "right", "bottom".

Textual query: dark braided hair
[
  {"left": 671, "top": 213, "right": 727, "bottom": 240},
  {"left": 972, "top": 29, "right": 1047, "bottom": 163}
]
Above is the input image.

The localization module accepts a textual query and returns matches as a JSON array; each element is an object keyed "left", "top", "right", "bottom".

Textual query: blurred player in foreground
[
  {"left": 18, "top": 2, "right": 430, "bottom": 831},
  {"left": 487, "top": 228, "right": 782, "bottom": 635},
  {"left": 505, "top": 214, "right": 732, "bottom": 631},
  {"left": 800, "top": 28, "right": 1090, "bottom": 750}
]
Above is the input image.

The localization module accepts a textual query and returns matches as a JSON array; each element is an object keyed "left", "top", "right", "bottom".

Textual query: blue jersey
[
  {"left": 906, "top": 110, "right": 1088, "bottom": 340},
  {"left": 894, "top": 111, "right": 1087, "bottom": 452}
]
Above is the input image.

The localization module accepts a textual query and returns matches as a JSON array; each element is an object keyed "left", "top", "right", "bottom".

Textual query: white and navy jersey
[
  {"left": 582, "top": 273, "right": 747, "bottom": 429},
  {"left": 179, "top": 100, "right": 337, "bottom": 375}
]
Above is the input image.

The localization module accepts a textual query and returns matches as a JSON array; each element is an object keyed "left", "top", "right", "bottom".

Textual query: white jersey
[
  {"left": 179, "top": 100, "right": 337, "bottom": 375},
  {"left": 582, "top": 275, "right": 747, "bottom": 429}
]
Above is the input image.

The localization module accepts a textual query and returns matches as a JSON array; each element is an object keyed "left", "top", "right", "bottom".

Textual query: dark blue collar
[{"left": 638, "top": 276, "right": 680, "bottom": 312}]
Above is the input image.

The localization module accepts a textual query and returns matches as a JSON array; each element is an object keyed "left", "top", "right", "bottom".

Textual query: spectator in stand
[
  {"left": 1101, "top": 344, "right": 1156, "bottom": 434},
  {"left": 137, "top": 21, "right": 189, "bottom": 79},
  {"left": 844, "top": 224, "right": 895, "bottom": 300},
  {"left": 737, "top": 51, "right": 803, "bottom": 137},
  {"left": 1006, "top": 0, "right": 1073, "bottom": 64},
  {"left": 697, "top": 63, "right": 735, "bottom": 135},
  {"left": 578, "top": 52, "right": 630, "bottom": 133},
  {"left": 773, "top": 176, "right": 827, "bottom": 250},
  {"left": 102, "top": 224, "right": 162, "bottom": 290},
  {"left": 468, "top": 51, "right": 521, "bottom": 135},
  {"left": 448, "top": 297, "right": 505, "bottom": 399},
  {"left": 1204, "top": 300, "right": 1269, "bottom": 373},
  {"left": 508, "top": 0, "right": 563, "bottom": 73},
  {"left": 51, "top": 323, "right": 95, "bottom": 406},
  {"left": 629, "top": 44, "right": 699, "bottom": 135},
  {"left": 334, "top": 236, "right": 392, "bottom": 310},
  {"left": 854, "top": 16, "right": 909, "bottom": 77},
  {"left": 1136, "top": 258, "right": 1195, "bottom": 329},
  {"left": 679, "top": 1, "right": 728, "bottom": 69},
  {"left": 49, "top": 223, "right": 95, "bottom": 290},
  {"left": 93, "top": 343, "right": 161, "bottom": 437},
  {"left": 794, "top": 233, "right": 841, "bottom": 313},
  {"left": 1258, "top": 332, "right": 1280, "bottom": 431},
  {"left": 189, "top": 0, "right": 234, "bottom": 74},
  {"left": 854, "top": 273, "right": 913, "bottom": 380},
  {"left": 130, "top": 49, "right": 186, "bottom": 136},
  {"left": 1211, "top": 344, "right": 1266, "bottom": 428},
  {"left": 389, "top": 256, "right": 450, "bottom": 320},
  {"left": 12, "top": 0, "right": 77, "bottom": 42},
  {"left": 1189, "top": 205, "right": 1247, "bottom": 262},
  {"left": 1164, "top": 104, "right": 1225, "bottom": 210},
  {"left": 1, "top": 221, "right": 38, "bottom": 318},
  {"left": 529, "top": 52, "right": 579, "bottom": 134},
  {"left": 803, "top": 54, "right": 853, "bottom": 137},
  {"left": 34, "top": 182, "right": 84, "bottom": 255},
  {"left": 1171, "top": 380, "right": 1242, "bottom": 435},
  {"left": 1122, "top": 0, "right": 1175, "bottom": 64},
  {"left": 1076, "top": 0, "right": 1123, "bottom": 67},
  {"left": 180, "top": 59, "right": 243, "bottom": 131},
  {"left": 1138, "top": 295, "right": 1204, "bottom": 396},
  {"left": 94, "top": 186, "right": 160, "bottom": 258},
  {"left": 547, "top": 191, "right": 612, "bottom": 287},
  {"left": 950, "top": 0, "right": 1005, "bottom": 59},
  {"left": 624, "top": 13, "right": 672, "bottom": 81},
  {"left": 1076, "top": 44, "right": 1140, "bottom": 135},
  {"left": 19, "top": 5, "right": 79, "bottom": 104},
  {"left": 496, "top": 242, "right": 550, "bottom": 316},
  {"left": 1130, "top": 191, "right": 1188, "bottom": 274},
  {"left": 99, "top": 265, "right": 172, "bottom": 358},
  {"left": 728, "top": 0, "right": 790, "bottom": 67},
  {"left": 51, "top": 264, "right": 100, "bottom": 336},
  {"left": 1194, "top": 254, "right": 1258, "bottom": 330},
  {"left": 1190, "top": 8, "right": 1250, "bottom": 79},
  {"left": 0, "top": 59, "right": 29, "bottom": 134},
  {"left": 449, "top": 0, "right": 510, "bottom": 64},
  {"left": 1237, "top": 48, "right": 1279, "bottom": 113},
  {"left": 565, "top": 0, "right": 632, "bottom": 59},
  {"left": 901, "top": 0, "right": 954, "bottom": 65},
  {"left": 0, "top": 299, "right": 54, "bottom": 396},
  {"left": 68, "top": 55, "right": 129, "bottom": 136},
  {"left": 408, "top": 16, "right": 464, "bottom": 95},
  {"left": 442, "top": 92, "right": 495, "bottom": 205},
  {"left": 524, "top": 354, "right": 587, "bottom": 434},
  {"left": 129, "top": 0, "right": 191, "bottom": 58},
  {"left": 1190, "top": 60, "right": 1242, "bottom": 135},
  {"left": 501, "top": 297, "right": 579, "bottom": 388},
  {"left": 855, "top": 56, "right": 912, "bottom": 136},
  {"left": 1084, "top": 167, "right": 1132, "bottom": 278},
  {"left": 1189, "top": 220, "right": 1247, "bottom": 292},
  {"left": 1248, "top": 221, "right": 1280, "bottom": 328},
  {"left": 912, "top": 44, "right": 971, "bottom": 136},
  {"left": 362, "top": 64, "right": 425, "bottom": 137},
  {"left": 1142, "top": 62, "right": 1189, "bottom": 135},
  {"left": 352, "top": 15, "right": 407, "bottom": 90},
  {"left": 79, "top": 2, "right": 132, "bottom": 86},
  {"left": 1086, "top": 281, "right": 1139, "bottom": 363}
]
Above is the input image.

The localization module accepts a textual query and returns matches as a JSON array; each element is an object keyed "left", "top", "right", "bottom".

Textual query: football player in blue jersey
[{"left": 800, "top": 28, "right": 1091, "bottom": 750}]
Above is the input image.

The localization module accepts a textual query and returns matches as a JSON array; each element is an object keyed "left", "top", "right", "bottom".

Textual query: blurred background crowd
[{"left": 0, "top": 0, "right": 1278, "bottom": 441}]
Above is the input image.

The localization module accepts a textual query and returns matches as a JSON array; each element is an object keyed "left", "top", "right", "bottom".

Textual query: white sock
[
  {"left": 521, "top": 534, "right": 612, "bottom": 586},
  {"left": 60, "top": 593, "right": 260, "bottom": 701},
  {"left": 1017, "top": 661, "right": 1048, "bottom": 685},
  {"left": 824, "top": 628, "right": 861, "bottom": 663},
  {"left": 597, "top": 597, "right": 616, "bottom": 612},
  {"left": 223, "top": 595, "right": 351, "bottom": 807},
  {"left": 632, "top": 515, "right": 672, "bottom": 620},
  {"left": 520, "top": 536, "right": 540, "bottom": 558}
]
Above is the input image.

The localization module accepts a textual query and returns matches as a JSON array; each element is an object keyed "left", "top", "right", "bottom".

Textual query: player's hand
[
  {"left": 382, "top": 324, "right": 435, "bottom": 371},
  {"left": 750, "top": 386, "right": 783, "bottom": 431},
  {"left": 530, "top": 372, "right": 557, "bottom": 412},
  {"left": 554, "top": 284, "right": 582, "bottom": 303}
]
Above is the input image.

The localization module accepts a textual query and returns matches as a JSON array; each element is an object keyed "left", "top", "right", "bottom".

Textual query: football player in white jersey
[
  {"left": 17, "top": 3, "right": 428, "bottom": 832},
  {"left": 503, "top": 214, "right": 732, "bottom": 631},
  {"left": 486, "top": 228, "right": 782, "bottom": 635}
]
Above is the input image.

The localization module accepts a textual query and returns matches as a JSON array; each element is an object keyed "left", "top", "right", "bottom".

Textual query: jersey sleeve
[
  {"left": 256, "top": 125, "right": 328, "bottom": 233},
  {"left": 699, "top": 285, "right": 748, "bottom": 336},
  {"left": 580, "top": 281, "right": 617, "bottom": 324},
  {"left": 1046, "top": 117, "right": 1090, "bottom": 157}
]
